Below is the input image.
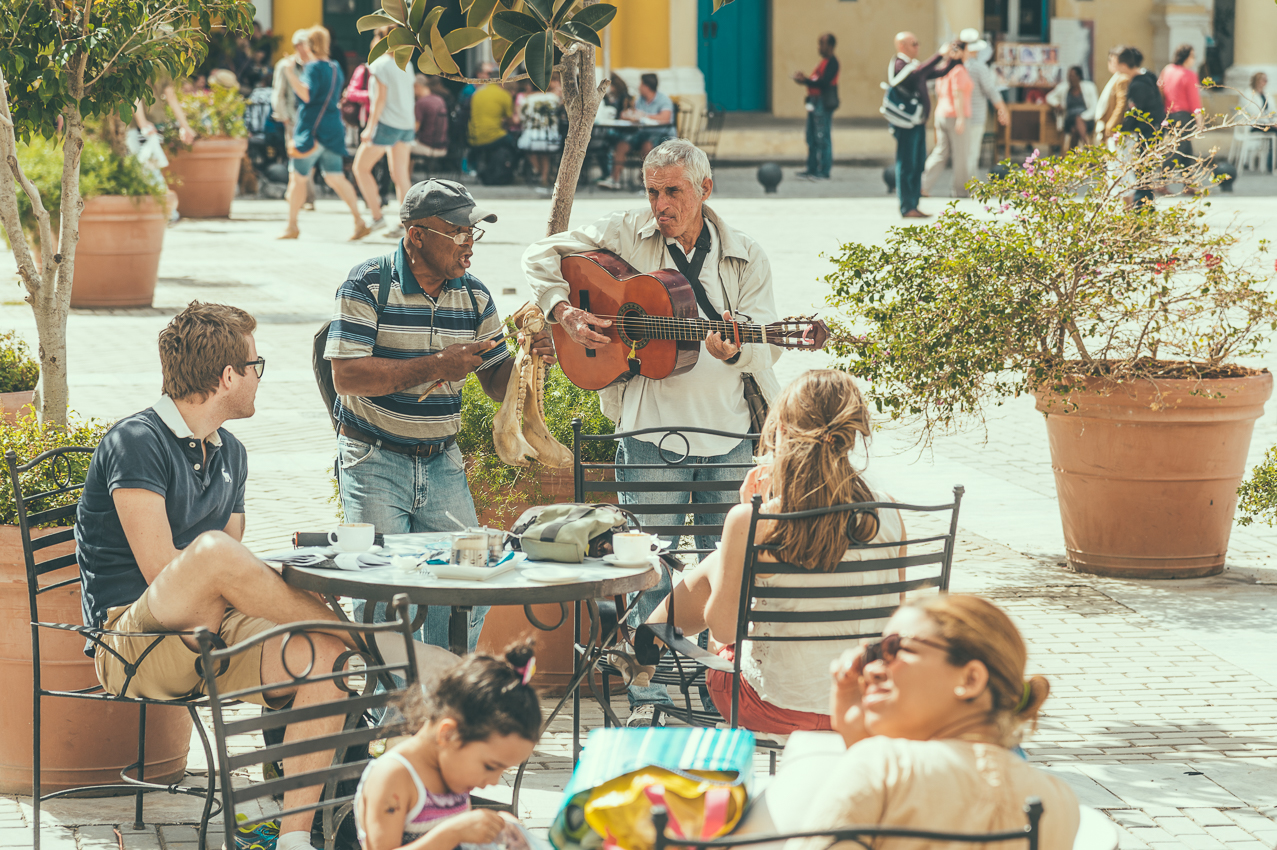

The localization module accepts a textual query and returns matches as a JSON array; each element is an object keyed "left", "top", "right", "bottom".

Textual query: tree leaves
[
  {"left": 570, "top": 4, "right": 615, "bottom": 30},
  {"left": 409, "top": 0, "right": 428, "bottom": 33},
  {"left": 357, "top": 13, "right": 399, "bottom": 32},
  {"left": 429, "top": 21, "right": 460, "bottom": 75},
  {"left": 491, "top": 10, "right": 543, "bottom": 41},
  {"left": 524, "top": 29, "right": 554, "bottom": 91},
  {"left": 560, "top": 21, "right": 600, "bottom": 47},
  {"left": 524, "top": 0, "right": 554, "bottom": 24},
  {"left": 498, "top": 33, "right": 532, "bottom": 80},
  {"left": 467, "top": 0, "right": 500, "bottom": 29},
  {"left": 382, "top": 0, "right": 408, "bottom": 25},
  {"left": 443, "top": 27, "right": 490, "bottom": 52},
  {"left": 368, "top": 34, "right": 390, "bottom": 64}
]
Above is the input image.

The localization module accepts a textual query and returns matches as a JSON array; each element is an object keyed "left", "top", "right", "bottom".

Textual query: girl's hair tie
[
  {"left": 513, "top": 655, "right": 536, "bottom": 687},
  {"left": 822, "top": 432, "right": 836, "bottom": 445},
  {"left": 1014, "top": 681, "right": 1032, "bottom": 713}
]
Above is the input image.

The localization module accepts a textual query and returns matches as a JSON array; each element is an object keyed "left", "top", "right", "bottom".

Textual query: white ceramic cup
[
  {"left": 612, "top": 532, "right": 657, "bottom": 563},
  {"left": 328, "top": 522, "right": 375, "bottom": 553}
]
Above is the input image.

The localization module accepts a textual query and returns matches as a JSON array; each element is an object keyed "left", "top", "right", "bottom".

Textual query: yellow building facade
[{"left": 264, "top": 0, "right": 1273, "bottom": 120}]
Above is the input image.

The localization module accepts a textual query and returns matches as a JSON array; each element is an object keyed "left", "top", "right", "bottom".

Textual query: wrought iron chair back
[
  {"left": 571, "top": 418, "right": 757, "bottom": 560},
  {"left": 196, "top": 594, "right": 420, "bottom": 850},
  {"left": 5, "top": 446, "right": 223, "bottom": 850},
  {"left": 651, "top": 797, "right": 1043, "bottom": 850}
]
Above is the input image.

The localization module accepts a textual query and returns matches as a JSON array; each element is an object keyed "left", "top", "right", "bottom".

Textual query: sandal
[
  {"left": 276, "top": 227, "right": 300, "bottom": 240},
  {"left": 349, "top": 221, "right": 372, "bottom": 241}
]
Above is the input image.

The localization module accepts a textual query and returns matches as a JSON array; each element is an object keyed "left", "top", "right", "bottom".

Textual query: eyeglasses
[
  {"left": 240, "top": 357, "right": 266, "bottom": 379},
  {"left": 862, "top": 633, "right": 951, "bottom": 665},
  {"left": 415, "top": 225, "right": 485, "bottom": 245}
]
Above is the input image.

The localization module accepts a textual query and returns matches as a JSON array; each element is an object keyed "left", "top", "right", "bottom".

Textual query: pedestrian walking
[
  {"left": 960, "top": 28, "right": 1008, "bottom": 179},
  {"left": 1095, "top": 46, "right": 1132, "bottom": 142},
  {"left": 1115, "top": 46, "right": 1165, "bottom": 208},
  {"left": 921, "top": 39, "right": 974, "bottom": 198},
  {"left": 793, "top": 32, "right": 840, "bottom": 181},
  {"left": 352, "top": 26, "right": 418, "bottom": 238},
  {"left": 1159, "top": 44, "right": 1203, "bottom": 178},
  {"left": 271, "top": 29, "right": 316, "bottom": 209},
  {"left": 888, "top": 32, "right": 962, "bottom": 218}
]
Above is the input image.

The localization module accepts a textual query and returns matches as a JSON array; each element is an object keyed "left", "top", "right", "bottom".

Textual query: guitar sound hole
[{"left": 618, "top": 304, "right": 650, "bottom": 349}]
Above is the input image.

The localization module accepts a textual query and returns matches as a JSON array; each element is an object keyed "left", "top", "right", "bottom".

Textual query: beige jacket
[{"left": 522, "top": 204, "right": 784, "bottom": 424}]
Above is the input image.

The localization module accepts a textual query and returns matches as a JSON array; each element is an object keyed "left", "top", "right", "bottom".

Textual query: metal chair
[
  {"left": 570, "top": 420, "right": 757, "bottom": 739},
  {"left": 197, "top": 594, "right": 420, "bottom": 850},
  {"left": 652, "top": 797, "right": 1044, "bottom": 850},
  {"left": 6, "top": 447, "right": 222, "bottom": 850},
  {"left": 649, "top": 487, "right": 965, "bottom": 768}
]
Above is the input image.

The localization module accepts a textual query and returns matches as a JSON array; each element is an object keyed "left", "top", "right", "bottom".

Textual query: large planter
[
  {"left": 164, "top": 137, "right": 247, "bottom": 218},
  {"left": 0, "top": 526, "right": 192, "bottom": 794},
  {"left": 1034, "top": 371, "right": 1273, "bottom": 578},
  {"left": 70, "top": 195, "right": 166, "bottom": 309},
  {"left": 0, "top": 390, "right": 34, "bottom": 425}
]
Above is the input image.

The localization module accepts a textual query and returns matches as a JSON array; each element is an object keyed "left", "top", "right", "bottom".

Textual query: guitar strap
[{"left": 665, "top": 219, "right": 721, "bottom": 321}]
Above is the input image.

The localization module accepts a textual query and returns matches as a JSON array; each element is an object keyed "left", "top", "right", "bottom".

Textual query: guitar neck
[{"left": 635, "top": 316, "right": 766, "bottom": 344}]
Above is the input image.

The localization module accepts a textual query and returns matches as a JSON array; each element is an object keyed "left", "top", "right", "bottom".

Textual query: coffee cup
[
  {"left": 327, "top": 522, "right": 375, "bottom": 553},
  {"left": 452, "top": 532, "right": 489, "bottom": 568},
  {"left": 612, "top": 532, "right": 657, "bottom": 563}
]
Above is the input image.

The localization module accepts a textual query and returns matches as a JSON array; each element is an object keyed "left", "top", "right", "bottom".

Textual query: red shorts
[{"left": 704, "top": 645, "right": 833, "bottom": 736}]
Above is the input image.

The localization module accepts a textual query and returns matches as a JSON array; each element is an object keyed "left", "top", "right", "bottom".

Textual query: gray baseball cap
[{"left": 399, "top": 179, "right": 497, "bottom": 226}]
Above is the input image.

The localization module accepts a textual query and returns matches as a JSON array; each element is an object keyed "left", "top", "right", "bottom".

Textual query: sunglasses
[
  {"left": 414, "top": 225, "right": 485, "bottom": 245},
  {"left": 862, "top": 633, "right": 951, "bottom": 665},
  {"left": 240, "top": 357, "right": 266, "bottom": 379}
]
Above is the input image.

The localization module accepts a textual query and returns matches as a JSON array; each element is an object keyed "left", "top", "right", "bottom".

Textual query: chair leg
[
  {"left": 191, "top": 705, "right": 217, "bottom": 850},
  {"left": 134, "top": 703, "right": 147, "bottom": 829},
  {"left": 769, "top": 750, "right": 777, "bottom": 776},
  {"left": 31, "top": 688, "right": 40, "bottom": 850}
]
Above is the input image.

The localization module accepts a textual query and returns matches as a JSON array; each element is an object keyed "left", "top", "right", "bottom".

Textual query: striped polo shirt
[{"left": 324, "top": 240, "right": 509, "bottom": 447}]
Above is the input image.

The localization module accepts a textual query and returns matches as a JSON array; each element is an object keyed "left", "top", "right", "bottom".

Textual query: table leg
[{"left": 449, "top": 605, "right": 472, "bottom": 656}]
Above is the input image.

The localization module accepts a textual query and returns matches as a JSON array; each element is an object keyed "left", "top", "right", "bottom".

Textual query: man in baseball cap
[{"left": 323, "top": 178, "right": 552, "bottom": 651}]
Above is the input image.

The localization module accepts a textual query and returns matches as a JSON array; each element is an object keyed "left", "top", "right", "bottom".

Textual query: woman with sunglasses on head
[
  {"left": 785, "top": 594, "right": 1078, "bottom": 849},
  {"left": 642, "top": 369, "right": 907, "bottom": 735}
]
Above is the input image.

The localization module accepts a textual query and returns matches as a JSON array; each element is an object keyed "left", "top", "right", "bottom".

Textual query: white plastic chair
[{"left": 1230, "top": 125, "right": 1276, "bottom": 172}]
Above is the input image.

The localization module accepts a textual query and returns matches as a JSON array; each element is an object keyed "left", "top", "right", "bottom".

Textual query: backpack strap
[{"left": 375, "top": 253, "right": 395, "bottom": 315}]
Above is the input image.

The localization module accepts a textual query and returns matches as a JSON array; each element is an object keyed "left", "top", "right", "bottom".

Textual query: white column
[
  {"left": 937, "top": 0, "right": 982, "bottom": 47},
  {"left": 1150, "top": 1, "right": 1211, "bottom": 73},
  {"left": 1225, "top": 0, "right": 1277, "bottom": 90}
]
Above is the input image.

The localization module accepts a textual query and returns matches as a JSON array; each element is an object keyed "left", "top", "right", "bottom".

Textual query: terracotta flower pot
[
  {"left": 0, "top": 526, "right": 192, "bottom": 794},
  {"left": 0, "top": 390, "right": 34, "bottom": 425},
  {"left": 70, "top": 195, "right": 166, "bottom": 309},
  {"left": 1034, "top": 371, "right": 1273, "bottom": 578},
  {"left": 164, "top": 137, "right": 248, "bottom": 218}
]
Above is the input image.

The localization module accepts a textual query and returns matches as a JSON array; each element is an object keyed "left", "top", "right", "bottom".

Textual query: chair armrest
[
  {"left": 645, "top": 623, "right": 734, "bottom": 673},
  {"left": 36, "top": 621, "right": 192, "bottom": 639}
]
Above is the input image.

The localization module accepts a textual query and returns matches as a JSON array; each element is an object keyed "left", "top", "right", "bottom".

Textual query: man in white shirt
[
  {"left": 523, "top": 138, "right": 782, "bottom": 726},
  {"left": 353, "top": 26, "right": 418, "bottom": 237},
  {"left": 959, "top": 28, "right": 1008, "bottom": 180}
]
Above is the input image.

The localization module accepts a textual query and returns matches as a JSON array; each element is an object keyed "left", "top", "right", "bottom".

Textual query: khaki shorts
[{"left": 95, "top": 591, "right": 287, "bottom": 708}]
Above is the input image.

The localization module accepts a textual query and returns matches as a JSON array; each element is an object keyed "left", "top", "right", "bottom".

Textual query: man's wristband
[{"left": 725, "top": 351, "right": 741, "bottom": 365}]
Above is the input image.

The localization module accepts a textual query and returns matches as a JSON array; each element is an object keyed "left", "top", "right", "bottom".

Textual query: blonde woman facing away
[{"left": 787, "top": 595, "right": 1079, "bottom": 849}]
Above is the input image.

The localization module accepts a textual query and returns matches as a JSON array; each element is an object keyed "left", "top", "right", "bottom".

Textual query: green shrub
[
  {"left": 0, "top": 413, "right": 111, "bottom": 527},
  {"left": 13, "top": 136, "right": 167, "bottom": 241},
  {"left": 163, "top": 82, "right": 247, "bottom": 152},
  {"left": 0, "top": 332, "right": 40, "bottom": 394}
]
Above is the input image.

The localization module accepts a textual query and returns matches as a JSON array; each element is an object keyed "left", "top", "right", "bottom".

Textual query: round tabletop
[{"left": 282, "top": 556, "right": 659, "bottom": 607}]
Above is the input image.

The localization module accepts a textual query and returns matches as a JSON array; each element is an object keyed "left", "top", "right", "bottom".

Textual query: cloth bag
[
  {"left": 510, "top": 503, "right": 633, "bottom": 563},
  {"left": 550, "top": 728, "right": 755, "bottom": 850}
]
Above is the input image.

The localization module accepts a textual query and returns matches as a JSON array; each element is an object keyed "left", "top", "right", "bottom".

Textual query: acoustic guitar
[{"left": 553, "top": 250, "right": 830, "bottom": 391}]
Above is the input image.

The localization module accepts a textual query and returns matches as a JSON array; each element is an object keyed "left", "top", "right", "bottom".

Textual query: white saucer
[
  {"left": 602, "top": 554, "right": 655, "bottom": 568},
  {"left": 526, "top": 566, "right": 580, "bottom": 584}
]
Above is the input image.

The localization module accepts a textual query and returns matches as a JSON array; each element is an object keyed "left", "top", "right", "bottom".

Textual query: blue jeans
[
  {"left": 805, "top": 102, "right": 833, "bottom": 178},
  {"left": 616, "top": 436, "right": 754, "bottom": 709},
  {"left": 337, "top": 434, "right": 486, "bottom": 652},
  {"left": 893, "top": 123, "right": 927, "bottom": 215}
]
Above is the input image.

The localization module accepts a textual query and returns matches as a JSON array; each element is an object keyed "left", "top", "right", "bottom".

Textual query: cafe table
[{"left": 273, "top": 534, "right": 660, "bottom": 808}]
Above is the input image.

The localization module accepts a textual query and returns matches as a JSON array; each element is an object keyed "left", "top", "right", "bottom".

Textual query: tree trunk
[
  {"left": 99, "top": 113, "right": 130, "bottom": 161},
  {"left": 546, "top": 43, "right": 601, "bottom": 236}
]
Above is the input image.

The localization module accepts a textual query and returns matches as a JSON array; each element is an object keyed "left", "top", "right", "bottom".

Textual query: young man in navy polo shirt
[{"left": 76, "top": 302, "right": 349, "bottom": 850}]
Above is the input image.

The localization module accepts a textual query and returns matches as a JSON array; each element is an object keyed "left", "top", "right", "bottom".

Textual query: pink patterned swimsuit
[{"left": 354, "top": 751, "right": 471, "bottom": 848}]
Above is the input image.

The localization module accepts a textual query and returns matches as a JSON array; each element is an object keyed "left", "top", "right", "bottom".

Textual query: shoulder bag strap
[{"left": 376, "top": 253, "right": 395, "bottom": 314}]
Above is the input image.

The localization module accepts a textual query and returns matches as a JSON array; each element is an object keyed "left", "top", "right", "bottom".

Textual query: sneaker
[
  {"left": 368, "top": 217, "right": 387, "bottom": 233},
  {"left": 625, "top": 704, "right": 668, "bottom": 729},
  {"left": 383, "top": 222, "right": 405, "bottom": 239},
  {"left": 794, "top": 171, "right": 816, "bottom": 181},
  {"left": 235, "top": 813, "right": 280, "bottom": 850},
  {"left": 597, "top": 177, "right": 623, "bottom": 190}
]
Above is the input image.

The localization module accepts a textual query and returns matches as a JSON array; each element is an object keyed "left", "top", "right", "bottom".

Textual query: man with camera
[{"left": 889, "top": 33, "right": 963, "bottom": 218}]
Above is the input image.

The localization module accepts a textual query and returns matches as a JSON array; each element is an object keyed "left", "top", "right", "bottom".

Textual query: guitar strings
[{"left": 579, "top": 313, "right": 811, "bottom": 343}]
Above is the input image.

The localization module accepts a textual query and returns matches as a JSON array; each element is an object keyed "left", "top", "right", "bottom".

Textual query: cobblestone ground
[{"left": 3, "top": 196, "right": 1277, "bottom": 849}]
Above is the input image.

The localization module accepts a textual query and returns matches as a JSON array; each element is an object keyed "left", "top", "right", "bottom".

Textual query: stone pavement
[{"left": 3, "top": 192, "right": 1277, "bottom": 848}]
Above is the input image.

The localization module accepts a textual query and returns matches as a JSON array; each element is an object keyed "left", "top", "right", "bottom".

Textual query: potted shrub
[
  {"left": 15, "top": 135, "right": 169, "bottom": 309},
  {"left": 0, "top": 415, "right": 194, "bottom": 794},
  {"left": 825, "top": 136, "right": 1277, "bottom": 579},
  {"left": 162, "top": 82, "right": 249, "bottom": 218},
  {"left": 0, "top": 332, "right": 40, "bottom": 425},
  {"left": 462, "top": 365, "right": 617, "bottom": 694}
]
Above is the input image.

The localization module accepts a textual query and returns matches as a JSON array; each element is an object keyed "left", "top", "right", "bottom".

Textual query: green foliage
[
  {"left": 457, "top": 365, "right": 614, "bottom": 525},
  {"left": 358, "top": 0, "right": 619, "bottom": 90},
  {"left": 1238, "top": 447, "right": 1277, "bottom": 527},
  {"left": 0, "top": 332, "right": 40, "bottom": 394},
  {"left": 162, "top": 83, "right": 248, "bottom": 152},
  {"left": 0, "top": 0, "right": 256, "bottom": 143},
  {"left": 0, "top": 413, "right": 110, "bottom": 527},
  {"left": 824, "top": 141, "right": 1277, "bottom": 439},
  {"left": 13, "top": 135, "right": 167, "bottom": 239}
]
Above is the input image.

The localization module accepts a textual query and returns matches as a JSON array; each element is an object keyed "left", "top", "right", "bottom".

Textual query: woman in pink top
[
  {"left": 922, "top": 43, "right": 975, "bottom": 198},
  {"left": 1159, "top": 44, "right": 1202, "bottom": 176}
]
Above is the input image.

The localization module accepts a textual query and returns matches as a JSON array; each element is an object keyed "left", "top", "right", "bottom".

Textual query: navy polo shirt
[{"left": 75, "top": 396, "right": 248, "bottom": 640}]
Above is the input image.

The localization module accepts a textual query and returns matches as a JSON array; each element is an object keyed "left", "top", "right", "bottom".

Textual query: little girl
[{"left": 354, "top": 643, "right": 543, "bottom": 850}]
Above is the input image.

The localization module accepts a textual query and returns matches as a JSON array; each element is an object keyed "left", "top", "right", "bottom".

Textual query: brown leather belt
[{"left": 339, "top": 424, "right": 455, "bottom": 458}]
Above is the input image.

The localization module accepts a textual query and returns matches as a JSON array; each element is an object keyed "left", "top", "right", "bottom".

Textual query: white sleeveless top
[{"left": 739, "top": 491, "right": 907, "bottom": 715}]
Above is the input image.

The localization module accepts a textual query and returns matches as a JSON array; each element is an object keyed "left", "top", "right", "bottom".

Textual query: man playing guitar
[{"left": 521, "top": 138, "right": 783, "bottom": 728}]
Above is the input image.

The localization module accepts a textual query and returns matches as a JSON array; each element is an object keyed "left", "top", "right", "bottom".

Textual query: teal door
[{"left": 697, "top": 0, "right": 768, "bottom": 111}]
